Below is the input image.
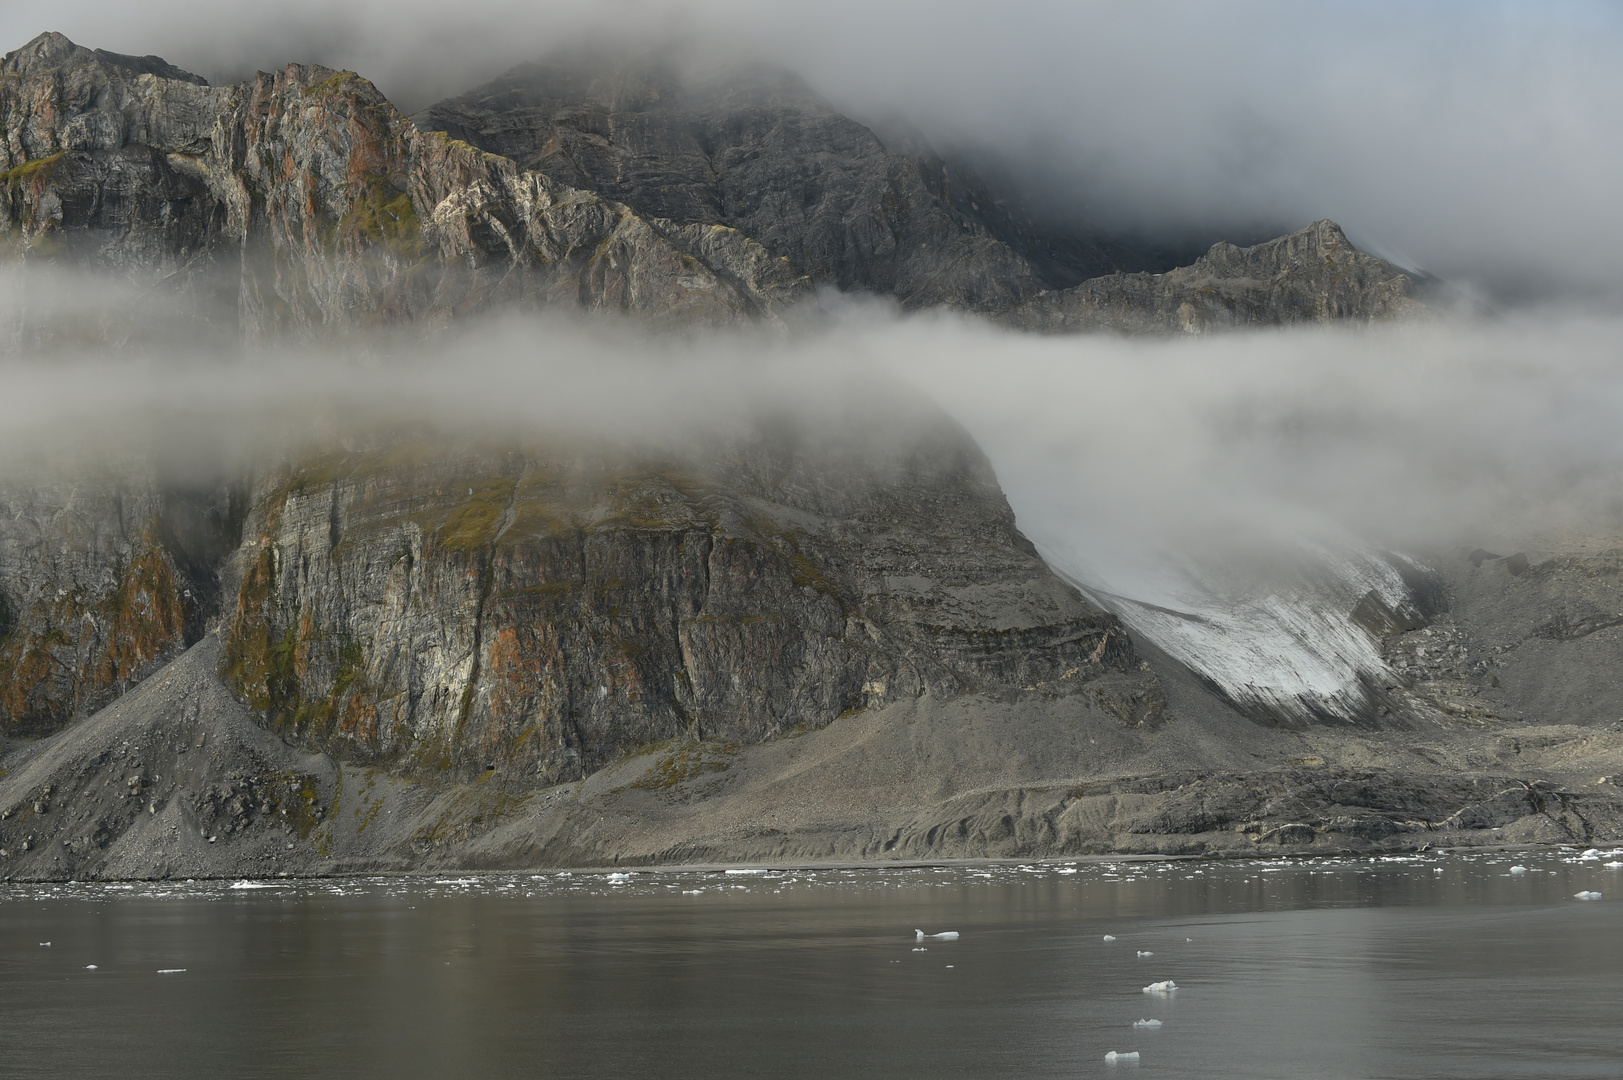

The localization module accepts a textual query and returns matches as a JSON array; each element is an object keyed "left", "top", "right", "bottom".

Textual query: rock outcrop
[
  {"left": 0, "top": 476, "right": 243, "bottom": 737},
  {"left": 413, "top": 55, "right": 1045, "bottom": 312},
  {"left": 1, "top": 33, "right": 810, "bottom": 338},
  {"left": 216, "top": 418, "right": 1136, "bottom": 784},
  {"left": 1007, "top": 220, "right": 1424, "bottom": 333},
  {"left": 3, "top": 32, "right": 1426, "bottom": 339}
]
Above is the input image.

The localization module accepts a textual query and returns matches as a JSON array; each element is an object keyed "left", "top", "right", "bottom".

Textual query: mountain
[
  {"left": 2, "top": 33, "right": 1422, "bottom": 337},
  {"left": 0, "top": 33, "right": 809, "bottom": 338},
  {"left": 3, "top": 33, "right": 1619, "bottom": 882}
]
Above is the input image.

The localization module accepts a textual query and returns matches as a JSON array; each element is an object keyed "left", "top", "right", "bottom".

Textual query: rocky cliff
[
  {"left": 0, "top": 475, "right": 243, "bottom": 737},
  {"left": 213, "top": 420, "right": 1137, "bottom": 786},
  {"left": 412, "top": 55, "right": 1044, "bottom": 312},
  {"left": 1, "top": 32, "right": 810, "bottom": 338},
  {"left": 3, "top": 32, "right": 1424, "bottom": 338}
]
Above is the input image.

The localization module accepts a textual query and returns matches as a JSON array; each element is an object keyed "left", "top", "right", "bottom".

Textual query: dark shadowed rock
[{"left": 412, "top": 55, "right": 1043, "bottom": 311}]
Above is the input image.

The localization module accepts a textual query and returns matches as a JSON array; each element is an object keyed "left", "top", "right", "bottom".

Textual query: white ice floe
[
  {"left": 681, "top": 889, "right": 703, "bottom": 895},
  {"left": 38, "top": 942, "right": 50, "bottom": 947},
  {"left": 915, "top": 929, "right": 960, "bottom": 940},
  {"left": 229, "top": 880, "right": 274, "bottom": 889},
  {"left": 912, "top": 947, "right": 927, "bottom": 952},
  {"left": 606, "top": 873, "right": 632, "bottom": 882},
  {"left": 1574, "top": 891, "right": 1603, "bottom": 900},
  {"left": 1509, "top": 866, "right": 1529, "bottom": 874},
  {"left": 1102, "top": 935, "right": 1117, "bottom": 942},
  {"left": 85, "top": 965, "right": 97, "bottom": 970},
  {"left": 1137, "top": 951, "right": 1153, "bottom": 957},
  {"left": 724, "top": 868, "right": 766, "bottom": 875},
  {"left": 1133, "top": 1019, "right": 1162, "bottom": 1028},
  {"left": 1143, "top": 981, "right": 1178, "bottom": 994},
  {"left": 1606, "top": 862, "right": 1623, "bottom": 869},
  {"left": 1104, "top": 1051, "right": 1140, "bottom": 1062},
  {"left": 156, "top": 969, "right": 187, "bottom": 974}
]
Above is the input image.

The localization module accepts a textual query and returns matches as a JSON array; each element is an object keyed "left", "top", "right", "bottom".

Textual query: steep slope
[
  {"left": 0, "top": 476, "right": 244, "bottom": 737},
  {"left": 215, "top": 418, "right": 1137, "bottom": 784},
  {"left": 413, "top": 56, "right": 1043, "bottom": 312},
  {"left": 0, "top": 33, "right": 810, "bottom": 337},
  {"left": 3, "top": 32, "right": 1427, "bottom": 336}
]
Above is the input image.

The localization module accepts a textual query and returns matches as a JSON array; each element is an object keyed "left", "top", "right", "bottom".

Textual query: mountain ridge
[{"left": 3, "top": 31, "right": 1424, "bottom": 336}]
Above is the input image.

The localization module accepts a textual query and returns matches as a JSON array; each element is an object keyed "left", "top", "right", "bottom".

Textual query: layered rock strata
[
  {"left": 3, "top": 32, "right": 1426, "bottom": 338},
  {"left": 216, "top": 421, "right": 1136, "bottom": 784},
  {"left": 1, "top": 32, "right": 810, "bottom": 337}
]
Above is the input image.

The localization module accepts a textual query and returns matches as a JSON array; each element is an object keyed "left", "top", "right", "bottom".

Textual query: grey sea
[{"left": 3, "top": 850, "right": 1621, "bottom": 1079}]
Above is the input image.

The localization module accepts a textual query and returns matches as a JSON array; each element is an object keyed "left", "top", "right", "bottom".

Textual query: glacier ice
[
  {"left": 1133, "top": 1019, "right": 1163, "bottom": 1028},
  {"left": 1103, "top": 935, "right": 1117, "bottom": 941},
  {"left": 1574, "top": 891, "right": 1603, "bottom": 900},
  {"left": 1509, "top": 866, "right": 1529, "bottom": 874},
  {"left": 1143, "top": 980, "right": 1178, "bottom": 994},
  {"left": 1137, "top": 951, "right": 1154, "bottom": 957},
  {"left": 1105, "top": 1051, "right": 1140, "bottom": 1062}
]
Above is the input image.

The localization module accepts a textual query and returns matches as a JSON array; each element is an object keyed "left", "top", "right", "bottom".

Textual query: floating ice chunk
[
  {"left": 157, "top": 969, "right": 187, "bottom": 974},
  {"left": 946, "top": 965, "right": 954, "bottom": 969},
  {"left": 1133, "top": 1019, "right": 1162, "bottom": 1028},
  {"left": 606, "top": 873, "right": 632, "bottom": 882},
  {"left": 912, "top": 947, "right": 927, "bottom": 952},
  {"left": 915, "top": 929, "right": 959, "bottom": 940},
  {"left": 229, "top": 880, "right": 273, "bottom": 890},
  {"left": 1509, "top": 866, "right": 1529, "bottom": 874},
  {"left": 1137, "top": 951, "right": 1154, "bottom": 957},
  {"left": 38, "top": 942, "right": 50, "bottom": 947},
  {"left": 724, "top": 868, "right": 766, "bottom": 875},
  {"left": 1104, "top": 1051, "right": 1140, "bottom": 1062},
  {"left": 681, "top": 889, "right": 703, "bottom": 895},
  {"left": 1102, "top": 935, "right": 1117, "bottom": 942},
  {"left": 1606, "top": 862, "right": 1623, "bottom": 869},
  {"left": 1582, "top": 849, "right": 1600, "bottom": 858},
  {"left": 1143, "top": 980, "right": 1178, "bottom": 994},
  {"left": 1574, "top": 891, "right": 1603, "bottom": 900},
  {"left": 85, "top": 965, "right": 97, "bottom": 970}
]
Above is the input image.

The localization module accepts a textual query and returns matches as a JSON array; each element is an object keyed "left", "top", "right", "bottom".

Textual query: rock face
[
  {"left": 0, "top": 476, "right": 243, "bottom": 737},
  {"left": 1, "top": 32, "right": 810, "bottom": 338},
  {"left": 413, "top": 56, "right": 1045, "bottom": 312},
  {"left": 3, "top": 32, "right": 1425, "bottom": 337},
  {"left": 1007, "top": 220, "right": 1424, "bottom": 333},
  {"left": 216, "top": 419, "right": 1135, "bottom": 784}
]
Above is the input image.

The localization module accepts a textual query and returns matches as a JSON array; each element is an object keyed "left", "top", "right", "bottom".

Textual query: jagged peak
[{"left": 2, "top": 31, "right": 207, "bottom": 85}]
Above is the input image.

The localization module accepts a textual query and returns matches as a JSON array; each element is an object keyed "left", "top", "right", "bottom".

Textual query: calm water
[{"left": 3, "top": 851, "right": 1621, "bottom": 1079}]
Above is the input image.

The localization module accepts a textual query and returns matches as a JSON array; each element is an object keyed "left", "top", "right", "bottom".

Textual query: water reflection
[{"left": 3, "top": 852, "right": 1620, "bottom": 1079}]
